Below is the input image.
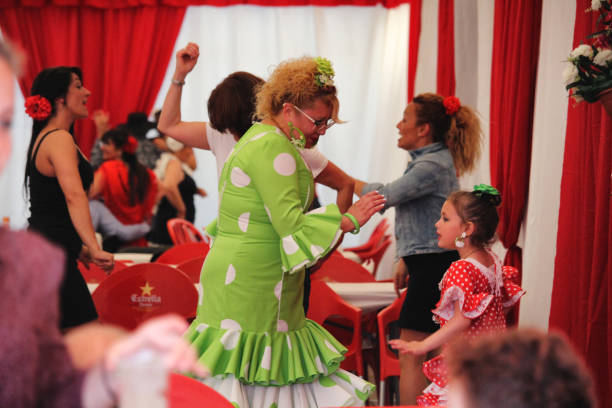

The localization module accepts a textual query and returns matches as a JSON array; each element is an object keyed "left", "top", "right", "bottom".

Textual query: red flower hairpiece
[
  {"left": 443, "top": 96, "right": 461, "bottom": 116},
  {"left": 25, "top": 95, "right": 52, "bottom": 121},
  {"left": 123, "top": 136, "right": 138, "bottom": 155}
]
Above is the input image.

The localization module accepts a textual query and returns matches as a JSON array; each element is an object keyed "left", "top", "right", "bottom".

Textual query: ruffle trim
[
  {"left": 279, "top": 205, "right": 343, "bottom": 275},
  {"left": 186, "top": 319, "right": 349, "bottom": 387},
  {"left": 417, "top": 382, "right": 447, "bottom": 407},
  {"left": 433, "top": 285, "right": 493, "bottom": 322},
  {"left": 502, "top": 286, "right": 526, "bottom": 308},
  {"left": 199, "top": 370, "right": 373, "bottom": 407}
]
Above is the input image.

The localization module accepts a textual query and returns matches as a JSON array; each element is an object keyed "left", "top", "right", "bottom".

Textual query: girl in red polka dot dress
[{"left": 390, "top": 185, "right": 525, "bottom": 406}]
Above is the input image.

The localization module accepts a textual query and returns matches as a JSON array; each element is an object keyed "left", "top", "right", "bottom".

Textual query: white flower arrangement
[{"left": 565, "top": 0, "right": 612, "bottom": 102}]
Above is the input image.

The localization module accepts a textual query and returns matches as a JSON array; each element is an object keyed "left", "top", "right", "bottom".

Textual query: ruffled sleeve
[
  {"left": 433, "top": 260, "right": 493, "bottom": 323},
  {"left": 501, "top": 266, "right": 525, "bottom": 308},
  {"left": 240, "top": 132, "right": 343, "bottom": 274}
]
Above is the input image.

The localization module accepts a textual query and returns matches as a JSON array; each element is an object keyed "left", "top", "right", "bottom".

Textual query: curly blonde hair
[
  {"left": 255, "top": 57, "right": 342, "bottom": 122},
  {"left": 412, "top": 93, "right": 482, "bottom": 175}
]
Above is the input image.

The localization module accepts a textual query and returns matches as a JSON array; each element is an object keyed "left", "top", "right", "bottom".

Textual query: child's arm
[{"left": 389, "top": 301, "right": 471, "bottom": 355}]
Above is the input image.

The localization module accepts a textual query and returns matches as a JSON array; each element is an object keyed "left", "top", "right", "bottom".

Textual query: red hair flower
[
  {"left": 443, "top": 96, "right": 461, "bottom": 116},
  {"left": 123, "top": 136, "right": 138, "bottom": 154},
  {"left": 24, "top": 95, "right": 52, "bottom": 121}
]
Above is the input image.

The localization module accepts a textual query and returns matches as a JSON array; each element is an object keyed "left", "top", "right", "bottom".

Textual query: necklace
[
  {"left": 462, "top": 248, "right": 481, "bottom": 259},
  {"left": 268, "top": 118, "right": 286, "bottom": 136}
]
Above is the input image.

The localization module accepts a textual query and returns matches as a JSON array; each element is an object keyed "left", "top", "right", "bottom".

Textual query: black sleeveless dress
[
  {"left": 28, "top": 129, "right": 98, "bottom": 329},
  {"left": 147, "top": 172, "right": 197, "bottom": 245}
]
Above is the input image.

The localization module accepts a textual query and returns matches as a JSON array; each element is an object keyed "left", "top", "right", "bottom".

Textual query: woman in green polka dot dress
[{"left": 185, "top": 57, "right": 385, "bottom": 407}]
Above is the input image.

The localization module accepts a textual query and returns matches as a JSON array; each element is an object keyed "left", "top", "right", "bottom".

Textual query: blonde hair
[
  {"left": 255, "top": 57, "right": 342, "bottom": 122},
  {"left": 412, "top": 93, "right": 482, "bottom": 175}
]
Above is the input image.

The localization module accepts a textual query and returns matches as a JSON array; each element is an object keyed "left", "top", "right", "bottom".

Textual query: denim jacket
[{"left": 362, "top": 142, "right": 459, "bottom": 258}]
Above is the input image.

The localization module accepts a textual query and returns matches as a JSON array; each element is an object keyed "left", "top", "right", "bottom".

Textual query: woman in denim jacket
[{"left": 355, "top": 93, "right": 482, "bottom": 405}]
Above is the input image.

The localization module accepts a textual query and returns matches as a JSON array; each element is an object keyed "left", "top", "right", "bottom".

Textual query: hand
[
  {"left": 389, "top": 339, "right": 428, "bottom": 355},
  {"left": 92, "top": 110, "right": 110, "bottom": 137},
  {"left": 197, "top": 187, "right": 207, "bottom": 197},
  {"left": 79, "top": 245, "right": 92, "bottom": 269},
  {"left": 393, "top": 259, "right": 409, "bottom": 296},
  {"left": 174, "top": 42, "right": 199, "bottom": 79},
  {"left": 342, "top": 191, "right": 386, "bottom": 233},
  {"left": 90, "top": 247, "right": 114, "bottom": 273},
  {"left": 103, "top": 315, "right": 208, "bottom": 378}
]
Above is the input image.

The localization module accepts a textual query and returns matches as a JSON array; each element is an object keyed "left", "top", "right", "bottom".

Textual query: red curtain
[
  {"left": 406, "top": 0, "right": 421, "bottom": 101},
  {"left": 0, "top": 5, "right": 186, "bottom": 156},
  {"left": 489, "top": 0, "right": 542, "bottom": 270},
  {"left": 549, "top": 1, "right": 612, "bottom": 405},
  {"left": 436, "top": 0, "right": 454, "bottom": 97},
  {"left": 0, "top": 0, "right": 410, "bottom": 7}
]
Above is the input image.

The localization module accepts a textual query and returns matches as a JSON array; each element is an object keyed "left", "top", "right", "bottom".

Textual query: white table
[
  {"left": 114, "top": 253, "right": 153, "bottom": 264},
  {"left": 326, "top": 282, "right": 401, "bottom": 313}
]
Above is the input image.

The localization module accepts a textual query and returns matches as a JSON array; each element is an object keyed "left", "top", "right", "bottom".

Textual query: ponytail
[{"left": 413, "top": 93, "right": 482, "bottom": 175}]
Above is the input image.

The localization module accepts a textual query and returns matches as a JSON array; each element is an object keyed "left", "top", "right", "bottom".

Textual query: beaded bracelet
[{"left": 343, "top": 213, "right": 360, "bottom": 234}]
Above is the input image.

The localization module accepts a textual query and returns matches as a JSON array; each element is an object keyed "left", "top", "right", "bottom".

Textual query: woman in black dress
[{"left": 25, "top": 66, "right": 114, "bottom": 330}]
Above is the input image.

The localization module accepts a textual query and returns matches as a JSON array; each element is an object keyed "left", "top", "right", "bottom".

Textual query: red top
[{"left": 96, "top": 159, "right": 158, "bottom": 225}]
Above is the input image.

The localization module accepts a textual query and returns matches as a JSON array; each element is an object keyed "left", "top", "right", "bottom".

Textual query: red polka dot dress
[{"left": 416, "top": 250, "right": 525, "bottom": 406}]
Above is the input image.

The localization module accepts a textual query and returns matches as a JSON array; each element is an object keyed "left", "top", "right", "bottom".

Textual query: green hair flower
[
  {"left": 314, "top": 57, "right": 335, "bottom": 88},
  {"left": 473, "top": 184, "right": 499, "bottom": 196},
  {"left": 472, "top": 184, "right": 502, "bottom": 206}
]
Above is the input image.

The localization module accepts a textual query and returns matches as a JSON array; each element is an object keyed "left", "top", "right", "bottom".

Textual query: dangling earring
[
  {"left": 455, "top": 231, "right": 467, "bottom": 248},
  {"left": 287, "top": 121, "right": 306, "bottom": 149}
]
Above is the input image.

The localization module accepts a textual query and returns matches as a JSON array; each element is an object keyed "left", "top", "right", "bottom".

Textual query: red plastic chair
[
  {"left": 167, "top": 373, "right": 233, "bottom": 408},
  {"left": 343, "top": 218, "right": 389, "bottom": 254},
  {"left": 155, "top": 242, "right": 210, "bottom": 265},
  {"left": 311, "top": 253, "right": 376, "bottom": 283},
  {"left": 176, "top": 257, "right": 206, "bottom": 283},
  {"left": 354, "top": 236, "right": 392, "bottom": 279},
  {"left": 78, "top": 260, "right": 128, "bottom": 284},
  {"left": 377, "top": 290, "right": 407, "bottom": 404},
  {"left": 166, "top": 218, "right": 207, "bottom": 245},
  {"left": 92, "top": 263, "right": 197, "bottom": 330},
  {"left": 307, "top": 280, "right": 364, "bottom": 376}
]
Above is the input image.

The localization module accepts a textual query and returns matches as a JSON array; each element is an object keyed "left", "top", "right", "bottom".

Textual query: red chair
[
  {"left": 354, "top": 236, "right": 392, "bottom": 279},
  {"left": 155, "top": 242, "right": 210, "bottom": 265},
  {"left": 78, "top": 260, "right": 128, "bottom": 284},
  {"left": 176, "top": 257, "right": 206, "bottom": 283},
  {"left": 343, "top": 218, "right": 389, "bottom": 254},
  {"left": 377, "top": 290, "right": 407, "bottom": 405},
  {"left": 311, "top": 253, "right": 376, "bottom": 283},
  {"left": 167, "top": 373, "right": 233, "bottom": 408},
  {"left": 92, "top": 263, "right": 197, "bottom": 330},
  {"left": 307, "top": 280, "right": 364, "bottom": 376},
  {"left": 166, "top": 218, "right": 207, "bottom": 245}
]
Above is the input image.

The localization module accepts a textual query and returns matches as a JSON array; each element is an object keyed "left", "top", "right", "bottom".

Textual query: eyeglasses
[{"left": 292, "top": 105, "right": 335, "bottom": 130}]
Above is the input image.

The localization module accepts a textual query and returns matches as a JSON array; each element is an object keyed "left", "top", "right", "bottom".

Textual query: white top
[{"left": 206, "top": 122, "right": 329, "bottom": 180}]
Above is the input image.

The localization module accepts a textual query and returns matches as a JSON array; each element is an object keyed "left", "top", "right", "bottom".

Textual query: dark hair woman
[
  {"left": 89, "top": 126, "right": 158, "bottom": 247},
  {"left": 25, "top": 66, "right": 114, "bottom": 329}
]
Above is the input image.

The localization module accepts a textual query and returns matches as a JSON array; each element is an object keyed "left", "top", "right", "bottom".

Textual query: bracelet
[
  {"left": 171, "top": 78, "right": 185, "bottom": 86},
  {"left": 343, "top": 213, "right": 360, "bottom": 234},
  {"left": 99, "top": 359, "right": 118, "bottom": 405}
]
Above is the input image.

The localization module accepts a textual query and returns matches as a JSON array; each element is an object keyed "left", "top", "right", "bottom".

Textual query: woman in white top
[{"left": 157, "top": 42, "right": 354, "bottom": 212}]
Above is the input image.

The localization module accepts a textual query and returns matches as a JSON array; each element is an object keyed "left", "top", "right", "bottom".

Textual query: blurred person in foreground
[{"left": 446, "top": 328, "right": 596, "bottom": 408}]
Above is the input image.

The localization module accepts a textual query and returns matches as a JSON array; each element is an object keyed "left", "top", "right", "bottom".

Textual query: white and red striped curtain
[{"left": 1, "top": 2, "right": 610, "bottom": 402}]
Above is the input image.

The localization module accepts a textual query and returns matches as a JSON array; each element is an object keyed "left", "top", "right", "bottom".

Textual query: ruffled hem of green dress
[{"left": 186, "top": 319, "right": 350, "bottom": 386}]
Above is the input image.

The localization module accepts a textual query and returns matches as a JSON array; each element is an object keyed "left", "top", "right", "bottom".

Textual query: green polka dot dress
[{"left": 186, "top": 123, "right": 374, "bottom": 407}]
